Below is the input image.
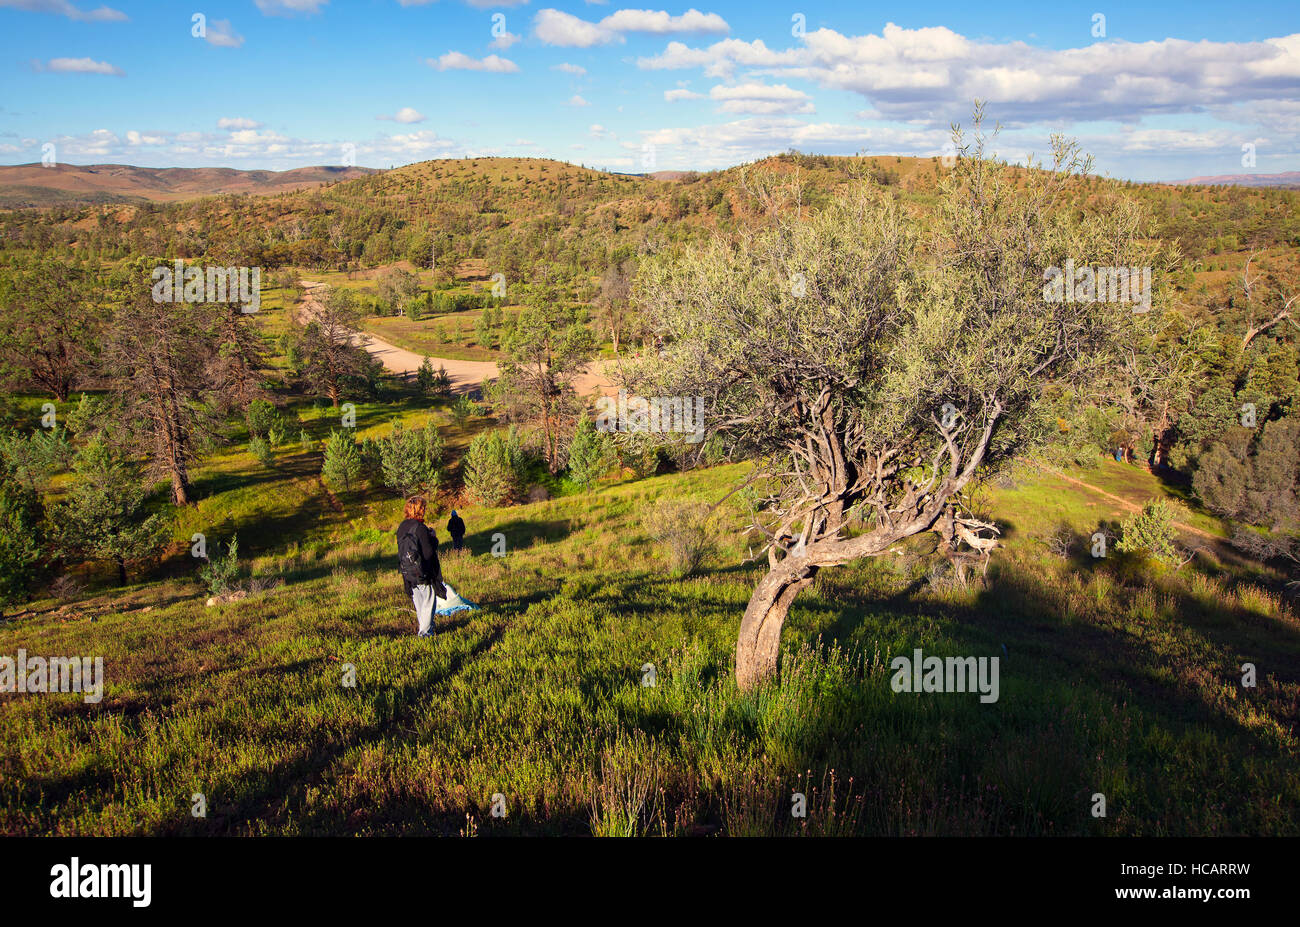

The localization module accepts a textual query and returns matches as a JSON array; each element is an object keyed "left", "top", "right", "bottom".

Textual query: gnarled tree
[{"left": 631, "top": 123, "right": 1158, "bottom": 689}]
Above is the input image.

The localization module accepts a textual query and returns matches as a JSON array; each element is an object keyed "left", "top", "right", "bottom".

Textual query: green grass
[{"left": 2, "top": 400, "right": 1297, "bottom": 836}]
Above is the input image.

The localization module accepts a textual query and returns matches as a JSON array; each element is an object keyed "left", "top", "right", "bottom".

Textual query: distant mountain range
[
  {"left": 0, "top": 162, "right": 379, "bottom": 208},
  {"left": 1170, "top": 171, "right": 1300, "bottom": 189},
  {"left": 3, "top": 158, "right": 1297, "bottom": 210}
]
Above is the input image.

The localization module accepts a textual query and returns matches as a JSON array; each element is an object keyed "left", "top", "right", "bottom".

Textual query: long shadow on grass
[
  {"left": 830, "top": 554, "right": 1300, "bottom": 712},
  {"left": 460, "top": 518, "right": 576, "bottom": 554},
  {"left": 160, "top": 581, "right": 566, "bottom": 835},
  {"left": 583, "top": 548, "right": 1300, "bottom": 835}
]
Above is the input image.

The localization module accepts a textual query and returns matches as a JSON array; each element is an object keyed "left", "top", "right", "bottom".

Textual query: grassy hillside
[
  {"left": 1, "top": 152, "right": 1297, "bottom": 838},
  {"left": 2, "top": 382, "right": 1295, "bottom": 835}
]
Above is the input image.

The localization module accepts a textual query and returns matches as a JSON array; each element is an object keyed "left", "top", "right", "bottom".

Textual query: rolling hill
[
  {"left": 0, "top": 162, "right": 380, "bottom": 208},
  {"left": 1171, "top": 171, "right": 1300, "bottom": 188}
]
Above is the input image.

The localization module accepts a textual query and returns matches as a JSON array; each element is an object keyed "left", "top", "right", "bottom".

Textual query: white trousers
[{"left": 411, "top": 584, "right": 437, "bottom": 636}]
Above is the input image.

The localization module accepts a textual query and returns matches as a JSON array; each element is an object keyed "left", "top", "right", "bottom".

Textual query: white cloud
[
  {"left": 34, "top": 125, "right": 477, "bottom": 168},
  {"left": 567, "top": 94, "right": 591, "bottom": 106},
  {"left": 601, "top": 9, "right": 728, "bottom": 35},
  {"left": 535, "top": 10, "right": 608, "bottom": 47},
  {"left": 639, "top": 24, "right": 1300, "bottom": 126},
  {"left": 204, "top": 19, "right": 245, "bottom": 49},
  {"left": 378, "top": 107, "right": 427, "bottom": 124},
  {"left": 1112, "top": 127, "right": 1248, "bottom": 152},
  {"left": 552, "top": 62, "right": 587, "bottom": 75},
  {"left": 533, "top": 8, "right": 729, "bottom": 48},
  {"left": 589, "top": 124, "right": 614, "bottom": 138},
  {"left": 632, "top": 116, "right": 946, "bottom": 170},
  {"left": 217, "top": 117, "right": 263, "bottom": 130},
  {"left": 255, "top": 0, "right": 327, "bottom": 15},
  {"left": 490, "top": 31, "right": 521, "bottom": 51},
  {"left": 43, "top": 57, "right": 123, "bottom": 75},
  {"left": 664, "top": 88, "right": 704, "bottom": 101},
  {"left": 430, "top": 52, "right": 520, "bottom": 73},
  {"left": 709, "top": 82, "right": 813, "bottom": 114},
  {"left": 0, "top": 0, "right": 126, "bottom": 22}
]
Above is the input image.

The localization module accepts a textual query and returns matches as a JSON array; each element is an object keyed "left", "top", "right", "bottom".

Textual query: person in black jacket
[
  {"left": 447, "top": 510, "right": 466, "bottom": 553},
  {"left": 396, "top": 495, "right": 446, "bottom": 637}
]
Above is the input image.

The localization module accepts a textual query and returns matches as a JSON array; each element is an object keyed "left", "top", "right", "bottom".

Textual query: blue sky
[{"left": 1, "top": 0, "right": 1297, "bottom": 180}]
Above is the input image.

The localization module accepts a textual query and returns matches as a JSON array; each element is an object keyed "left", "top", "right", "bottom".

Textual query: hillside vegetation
[{"left": 0, "top": 148, "right": 1297, "bottom": 836}]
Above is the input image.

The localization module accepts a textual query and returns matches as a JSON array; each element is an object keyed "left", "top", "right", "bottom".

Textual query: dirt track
[{"left": 297, "top": 281, "right": 615, "bottom": 397}]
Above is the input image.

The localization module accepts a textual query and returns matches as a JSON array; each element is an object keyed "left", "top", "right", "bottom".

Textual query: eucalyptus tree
[{"left": 631, "top": 123, "right": 1161, "bottom": 689}]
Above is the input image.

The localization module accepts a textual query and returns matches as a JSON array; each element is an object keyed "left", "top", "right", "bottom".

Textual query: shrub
[
  {"left": 249, "top": 435, "right": 274, "bottom": 467},
  {"left": 463, "top": 430, "right": 522, "bottom": 506},
  {"left": 642, "top": 499, "right": 714, "bottom": 576},
  {"left": 321, "top": 429, "right": 362, "bottom": 491},
  {"left": 567, "top": 416, "right": 614, "bottom": 489},
  {"left": 199, "top": 534, "right": 240, "bottom": 597},
  {"left": 0, "top": 464, "right": 44, "bottom": 612},
  {"left": 1117, "top": 499, "right": 1182, "bottom": 564},
  {"left": 48, "top": 574, "right": 84, "bottom": 603},
  {"left": 1194, "top": 416, "right": 1299, "bottom": 528},
  {"left": 416, "top": 356, "right": 435, "bottom": 393},
  {"left": 378, "top": 420, "right": 444, "bottom": 497},
  {"left": 246, "top": 399, "right": 280, "bottom": 439},
  {"left": 50, "top": 440, "right": 167, "bottom": 586},
  {"left": 449, "top": 395, "right": 476, "bottom": 427}
]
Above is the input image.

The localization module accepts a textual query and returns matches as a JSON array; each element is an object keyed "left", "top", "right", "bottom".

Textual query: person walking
[
  {"left": 396, "top": 495, "right": 446, "bottom": 637},
  {"left": 447, "top": 509, "right": 466, "bottom": 553}
]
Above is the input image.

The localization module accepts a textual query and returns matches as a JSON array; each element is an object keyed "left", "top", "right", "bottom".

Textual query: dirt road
[{"left": 297, "top": 281, "right": 616, "bottom": 397}]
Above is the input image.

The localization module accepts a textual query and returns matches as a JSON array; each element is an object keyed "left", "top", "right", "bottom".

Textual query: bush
[
  {"left": 199, "top": 534, "right": 239, "bottom": 597},
  {"left": 0, "top": 465, "right": 44, "bottom": 612},
  {"left": 566, "top": 416, "right": 614, "bottom": 489},
  {"left": 642, "top": 499, "right": 714, "bottom": 576},
  {"left": 463, "top": 430, "right": 522, "bottom": 506},
  {"left": 50, "top": 440, "right": 167, "bottom": 586},
  {"left": 378, "top": 420, "right": 444, "bottom": 497},
  {"left": 246, "top": 399, "right": 280, "bottom": 439},
  {"left": 416, "top": 356, "right": 435, "bottom": 393},
  {"left": 321, "top": 429, "right": 363, "bottom": 491},
  {"left": 449, "top": 395, "right": 476, "bottom": 427},
  {"left": 1194, "top": 417, "right": 1299, "bottom": 528},
  {"left": 1117, "top": 499, "right": 1183, "bottom": 564},
  {"left": 249, "top": 435, "right": 274, "bottom": 467}
]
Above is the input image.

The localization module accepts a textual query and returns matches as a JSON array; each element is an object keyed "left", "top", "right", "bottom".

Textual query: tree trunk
[
  {"left": 735, "top": 560, "right": 818, "bottom": 690},
  {"left": 116, "top": 556, "right": 127, "bottom": 587}
]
